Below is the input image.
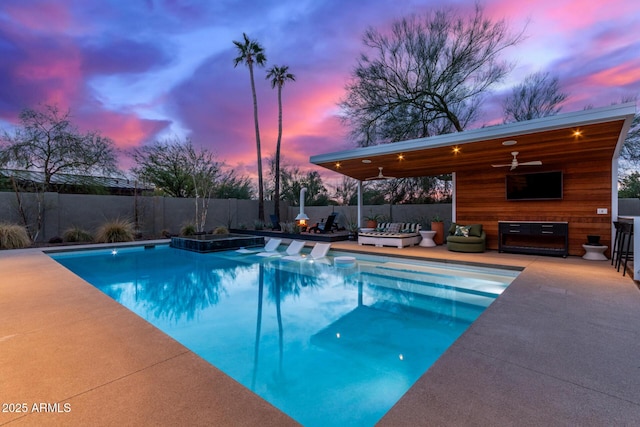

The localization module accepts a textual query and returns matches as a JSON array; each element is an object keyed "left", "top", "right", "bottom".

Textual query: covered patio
[{"left": 310, "top": 103, "right": 637, "bottom": 257}]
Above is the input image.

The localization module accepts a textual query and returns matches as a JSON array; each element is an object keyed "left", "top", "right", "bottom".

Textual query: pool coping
[{"left": 2, "top": 240, "right": 640, "bottom": 425}]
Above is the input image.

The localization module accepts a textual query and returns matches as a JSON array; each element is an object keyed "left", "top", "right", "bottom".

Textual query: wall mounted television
[{"left": 505, "top": 171, "right": 563, "bottom": 200}]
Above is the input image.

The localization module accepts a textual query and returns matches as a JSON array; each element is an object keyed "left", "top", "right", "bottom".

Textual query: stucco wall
[
  {"left": 0, "top": 192, "right": 287, "bottom": 242},
  {"left": 2, "top": 190, "right": 635, "bottom": 244}
]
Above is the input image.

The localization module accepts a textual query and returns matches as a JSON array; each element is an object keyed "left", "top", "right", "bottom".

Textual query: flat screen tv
[{"left": 505, "top": 171, "right": 563, "bottom": 200}]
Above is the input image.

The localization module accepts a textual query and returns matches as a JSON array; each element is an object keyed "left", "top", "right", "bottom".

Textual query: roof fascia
[{"left": 310, "top": 102, "right": 637, "bottom": 164}]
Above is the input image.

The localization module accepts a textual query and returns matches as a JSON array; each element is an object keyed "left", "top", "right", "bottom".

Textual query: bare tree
[
  {"left": 2, "top": 104, "right": 118, "bottom": 186},
  {"left": 1, "top": 104, "right": 117, "bottom": 240},
  {"left": 340, "top": 4, "right": 523, "bottom": 147},
  {"left": 185, "top": 145, "right": 220, "bottom": 233},
  {"left": 503, "top": 71, "right": 568, "bottom": 122}
]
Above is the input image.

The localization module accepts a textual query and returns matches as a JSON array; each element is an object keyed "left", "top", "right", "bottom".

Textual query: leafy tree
[
  {"left": 340, "top": 4, "right": 522, "bottom": 147},
  {"left": 617, "top": 97, "right": 640, "bottom": 171},
  {"left": 280, "top": 165, "right": 331, "bottom": 206},
  {"left": 1, "top": 104, "right": 118, "bottom": 187},
  {"left": 503, "top": 71, "right": 568, "bottom": 122},
  {"left": 371, "top": 176, "right": 452, "bottom": 204},
  {"left": 233, "top": 33, "right": 267, "bottom": 221},
  {"left": 266, "top": 64, "right": 296, "bottom": 222},
  {"left": 618, "top": 171, "right": 640, "bottom": 198},
  {"left": 131, "top": 137, "right": 201, "bottom": 197},
  {"left": 331, "top": 176, "right": 358, "bottom": 206},
  {"left": 213, "top": 170, "right": 253, "bottom": 199},
  {"left": 131, "top": 138, "right": 252, "bottom": 199}
]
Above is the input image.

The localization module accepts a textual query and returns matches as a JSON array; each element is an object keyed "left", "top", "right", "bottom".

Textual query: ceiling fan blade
[
  {"left": 365, "top": 166, "right": 396, "bottom": 180},
  {"left": 366, "top": 174, "right": 396, "bottom": 180},
  {"left": 491, "top": 163, "right": 512, "bottom": 168},
  {"left": 519, "top": 161, "right": 543, "bottom": 166}
]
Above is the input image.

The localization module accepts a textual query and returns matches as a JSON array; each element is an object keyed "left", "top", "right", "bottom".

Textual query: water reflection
[
  {"left": 52, "top": 248, "right": 508, "bottom": 427},
  {"left": 253, "top": 260, "right": 327, "bottom": 389}
]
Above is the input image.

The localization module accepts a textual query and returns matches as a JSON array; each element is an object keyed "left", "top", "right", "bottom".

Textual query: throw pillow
[
  {"left": 454, "top": 225, "right": 470, "bottom": 237},
  {"left": 387, "top": 223, "right": 401, "bottom": 233},
  {"left": 449, "top": 223, "right": 458, "bottom": 235}
]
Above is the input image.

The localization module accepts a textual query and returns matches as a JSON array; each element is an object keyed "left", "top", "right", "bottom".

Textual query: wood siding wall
[{"left": 455, "top": 157, "right": 613, "bottom": 257}]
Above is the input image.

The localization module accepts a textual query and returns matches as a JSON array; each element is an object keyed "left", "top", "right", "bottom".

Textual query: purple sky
[{"left": 1, "top": 0, "right": 639, "bottom": 184}]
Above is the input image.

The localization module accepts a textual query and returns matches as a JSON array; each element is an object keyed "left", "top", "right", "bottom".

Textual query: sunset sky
[{"left": 1, "top": 0, "right": 639, "bottom": 184}]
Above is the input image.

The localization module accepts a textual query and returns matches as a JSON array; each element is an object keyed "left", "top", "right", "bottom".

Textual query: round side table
[
  {"left": 582, "top": 244, "right": 608, "bottom": 261},
  {"left": 419, "top": 230, "right": 437, "bottom": 247}
]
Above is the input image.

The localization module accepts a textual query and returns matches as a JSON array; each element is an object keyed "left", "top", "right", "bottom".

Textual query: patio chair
[
  {"left": 309, "top": 213, "right": 337, "bottom": 234},
  {"left": 235, "top": 238, "right": 282, "bottom": 254},
  {"left": 270, "top": 214, "right": 281, "bottom": 231},
  {"left": 257, "top": 239, "right": 305, "bottom": 258},
  {"left": 282, "top": 242, "right": 331, "bottom": 262}
]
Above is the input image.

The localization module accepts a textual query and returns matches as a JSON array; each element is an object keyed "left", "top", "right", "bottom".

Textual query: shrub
[
  {"left": 212, "top": 226, "right": 229, "bottom": 235},
  {"left": 180, "top": 223, "right": 197, "bottom": 236},
  {"left": 95, "top": 219, "right": 135, "bottom": 243},
  {"left": 0, "top": 223, "right": 32, "bottom": 249},
  {"left": 280, "top": 221, "right": 300, "bottom": 234},
  {"left": 48, "top": 236, "right": 63, "bottom": 244},
  {"left": 254, "top": 219, "right": 265, "bottom": 230},
  {"left": 63, "top": 226, "right": 93, "bottom": 243}
]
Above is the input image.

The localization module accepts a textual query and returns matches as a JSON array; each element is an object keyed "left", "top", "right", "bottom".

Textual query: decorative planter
[
  {"left": 431, "top": 221, "right": 445, "bottom": 245},
  {"left": 365, "top": 220, "right": 378, "bottom": 229}
]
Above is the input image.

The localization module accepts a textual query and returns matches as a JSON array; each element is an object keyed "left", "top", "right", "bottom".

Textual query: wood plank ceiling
[{"left": 312, "top": 120, "right": 626, "bottom": 181}]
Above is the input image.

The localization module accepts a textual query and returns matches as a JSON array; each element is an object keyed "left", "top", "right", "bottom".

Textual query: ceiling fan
[
  {"left": 492, "top": 151, "right": 542, "bottom": 170},
  {"left": 365, "top": 166, "right": 396, "bottom": 180}
]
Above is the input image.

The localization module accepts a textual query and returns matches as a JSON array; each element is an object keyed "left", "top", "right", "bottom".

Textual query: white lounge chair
[
  {"left": 235, "top": 238, "right": 282, "bottom": 254},
  {"left": 257, "top": 239, "right": 305, "bottom": 258},
  {"left": 282, "top": 242, "right": 331, "bottom": 262}
]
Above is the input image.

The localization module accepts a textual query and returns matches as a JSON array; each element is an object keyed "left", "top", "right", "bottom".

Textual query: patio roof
[{"left": 310, "top": 103, "right": 637, "bottom": 181}]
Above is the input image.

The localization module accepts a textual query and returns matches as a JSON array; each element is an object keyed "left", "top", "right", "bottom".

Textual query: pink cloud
[
  {"left": 587, "top": 60, "right": 640, "bottom": 87},
  {"left": 3, "top": 2, "right": 75, "bottom": 33}
]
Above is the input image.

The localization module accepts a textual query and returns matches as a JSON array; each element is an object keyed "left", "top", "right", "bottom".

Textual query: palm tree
[
  {"left": 233, "top": 33, "right": 267, "bottom": 221},
  {"left": 266, "top": 65, "right": 295, "bottom": 223}
]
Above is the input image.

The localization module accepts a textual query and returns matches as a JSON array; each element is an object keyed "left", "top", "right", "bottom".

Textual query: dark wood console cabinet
[{"left": 498, "top": 221, "right": 569, "bottom": 257}]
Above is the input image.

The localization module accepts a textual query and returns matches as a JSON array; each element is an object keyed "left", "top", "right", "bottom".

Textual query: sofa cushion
[
  {"left": 449, "top": 223, "right": 483, "bottom": 237},
  {"left": 447, "top": 234, "right": 485, "bottom": 244},
  {"left": 468, "top": 224, "right": 483, "bottom": 237}
]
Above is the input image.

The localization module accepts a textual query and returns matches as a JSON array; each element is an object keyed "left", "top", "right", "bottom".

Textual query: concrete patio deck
[{"left": 1, "top": 240, "right": 639, "bottom": 426}]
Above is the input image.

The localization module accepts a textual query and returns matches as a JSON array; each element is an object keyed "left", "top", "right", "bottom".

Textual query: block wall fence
[{"left": 1, "top": 192, "right": 638, "bottom": 243}]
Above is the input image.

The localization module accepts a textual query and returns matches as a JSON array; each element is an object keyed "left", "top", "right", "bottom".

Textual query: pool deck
[{"left": 1, "top": 239, "right": 639, "bottom": 426}]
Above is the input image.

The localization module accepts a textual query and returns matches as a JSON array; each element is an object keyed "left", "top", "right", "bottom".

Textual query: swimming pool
[{"left": 50, "top": 244, "right": 519, "bottom": 426}]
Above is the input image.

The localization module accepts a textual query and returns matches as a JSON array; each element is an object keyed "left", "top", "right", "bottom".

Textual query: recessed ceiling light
[
  {"left": 362, "top": 159, "right": 372, "bottom": 164},
  {"left": 502, "top": 140, "right": 517, "bottom": 146}
]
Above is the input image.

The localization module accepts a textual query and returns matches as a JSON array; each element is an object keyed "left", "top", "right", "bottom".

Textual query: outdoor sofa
[
  {"left": 446, "top": 223, "right": 486, "bottom": 253},
  {"left": 358, "top": 222, "right": 422, "bottom": 249}
]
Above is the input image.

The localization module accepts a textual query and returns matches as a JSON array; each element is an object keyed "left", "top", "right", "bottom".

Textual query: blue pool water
[{"left": 51, "top": 245, "right": 518, "bottom": 426}]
